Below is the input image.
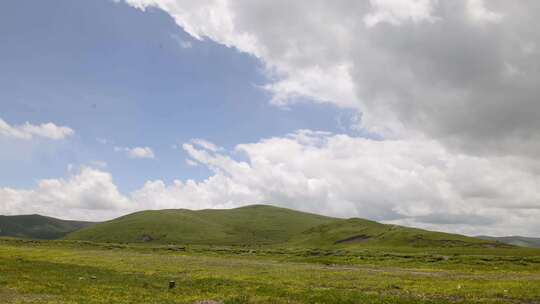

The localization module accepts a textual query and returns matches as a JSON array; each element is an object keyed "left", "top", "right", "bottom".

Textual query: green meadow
[
  {"left": 1, "top": 238, "right": 540, "bottom": 304},
  {"left": 2, "top": 205, "right": 539, "bottom": 303}
]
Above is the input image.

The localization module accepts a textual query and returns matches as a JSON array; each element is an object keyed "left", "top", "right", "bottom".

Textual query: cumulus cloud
[
  {"left": 0, "top": 167, "right": 131, "bottom": 221},
  {"left": 4, "top": 1, "right": 540, "bottom": 237},
  {"left": 121, "top": 0, "right": 540, "bottom": 157},
  {"left": 0, "top": 118, "right": 74, "bottom": 140},
  {"left": 114, "top": 146, "right": 155, "bottom": 159},
  {"left": 5, "top": 131, "right": 539, "bottom": 235},
  {"left": 110, "top": 1, "right": 540, "bottom": 235},
  {"left": 174, "top": 131, "right": 540, "bottom": 236}
]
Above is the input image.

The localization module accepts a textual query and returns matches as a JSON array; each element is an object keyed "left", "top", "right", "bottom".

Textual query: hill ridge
[
  {"left": 65, "top": 204, "right": 508, "bottom": 249},
  {"left": 0, "top": 214, "right": 94, "bottom": 240}
]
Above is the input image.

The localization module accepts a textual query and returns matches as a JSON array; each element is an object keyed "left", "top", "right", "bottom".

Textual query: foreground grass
[{"left": 1, "top": 239, "right": 539, "bottom": 303}]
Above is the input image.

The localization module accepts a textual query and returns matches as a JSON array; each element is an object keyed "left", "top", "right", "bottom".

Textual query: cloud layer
[
  {"left": 0, "top": 118, "right": 74, "bottom": 140},
  {"left": 2, "top": 131, "right": 539, "bottom": 236},
  {"left": 123, "top": 0, "right": 540, "bottom": 156},
  {"left": 2, "top": 1, "right": 539, "bottom": 238}
]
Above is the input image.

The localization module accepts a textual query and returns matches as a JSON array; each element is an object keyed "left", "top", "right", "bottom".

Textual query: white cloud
[
  {"left": 161, "top": 132, "right": 540, "bottom": 236},
  {"left": 4, "top": 131, "right": 539, "bottom": 235},
  {"left": 364, "top": 0, "right": 438, "bottom": 27},
  {"left": 466, "top": 0, "right": 503, "bottom": 24},
  {"left": 115, "top": 146, "right": 155, "bottom": 159},
  {"left": 0, "top": 118, "right": 74, "bottom": 140},
  {"left": 190, "top": 138, "right": 223, "bottom": 152},
  {"left": 3, "top": 1, "right": 538, "bottom": 238},
  {"left": 113, "top": 2, "right": 540, "bottom": 236},
  {"left": 121, "top": 0, "right": 540, "bottom": 157},
  {"left": 128, "top": 147, "right": 155, "bottom": 159},
  {"left": 0, "top": 167, "right": 131, "bottom": 221}
]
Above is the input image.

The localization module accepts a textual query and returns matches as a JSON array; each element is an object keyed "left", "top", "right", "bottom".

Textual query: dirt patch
[{"left": 334, "top": 234, "right": 372, "bottom": 244}]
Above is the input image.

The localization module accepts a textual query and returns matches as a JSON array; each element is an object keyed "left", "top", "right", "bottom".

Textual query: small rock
[
  {"left": 90, "top": 276, "right": 97, "bottom": 280},
  {"left": 140, "top": 234, "right": 154, "bottom": 242}
]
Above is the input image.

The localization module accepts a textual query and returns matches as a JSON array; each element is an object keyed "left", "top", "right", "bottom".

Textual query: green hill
[
  {"left": 65, "top": 204, "right": 505, "bottom": 248},
  {"left": 65, "top": 205, "right": 335, "bottom": 245},
  {"left": 289, "top": 218, "right": 504, "bottom": 248},
  {"left": 0, "top": 214, "right": 94, "bottom": 240},
  {"left": 477, "top": 236, "right": 540, "bottom": 248}
]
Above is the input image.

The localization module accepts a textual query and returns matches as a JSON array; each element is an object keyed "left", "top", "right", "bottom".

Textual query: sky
[{"left": 1, "top": 0, "right": 539, "bottom": 237}]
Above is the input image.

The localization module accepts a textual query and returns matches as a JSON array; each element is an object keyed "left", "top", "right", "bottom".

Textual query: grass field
[{"left": 1, "top": 238, "right": 540, "bottom": 304}]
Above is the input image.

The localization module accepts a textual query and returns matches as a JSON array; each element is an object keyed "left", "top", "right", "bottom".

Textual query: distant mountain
[
  {"left": 66, "top": 204, "right": 507, "bottom": 248},
  {"left": 0, "top": 214, "right": 94, "bottom": 240},
  {"left": 476, "top": 236, "right": 540, "bottom": 248}
]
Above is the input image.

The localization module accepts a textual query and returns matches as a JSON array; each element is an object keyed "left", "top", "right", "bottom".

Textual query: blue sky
[
  {"left": 1, "top": 0, "right": 539, "bottom": 236},
  {"left": 0, "top": 0, "right": 356, "bottom": 193}
]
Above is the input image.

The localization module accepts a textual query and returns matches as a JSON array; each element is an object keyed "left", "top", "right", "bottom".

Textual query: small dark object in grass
[
  {"left": 90, "top": 275, "right": 97, "bottom": 280},
  {"left": 140, "top": 234, "right": 154, "bottom": 242},
  {"left": 169, "top": 280, "right": 176, "bottom": 289}
]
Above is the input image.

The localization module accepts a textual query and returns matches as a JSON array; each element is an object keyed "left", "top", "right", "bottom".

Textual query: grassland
[
  {"left": 65, "top": 205, "right": 502, "bottom": 249},
  {"left": 1, "top": 238, "right": 540, "bottom": 304},
  {"left": 65, "top": 205, "right": 335, "bottom": 245},
  {"left": 3, "top": 205, "right": 539, "bottom": 303}
]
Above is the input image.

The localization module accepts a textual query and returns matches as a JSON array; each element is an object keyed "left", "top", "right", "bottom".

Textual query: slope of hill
[
  {"left": 477, "top": 236, "right": 540, "bottom": 248},
  {"left": 0, "top": 214, "right": 94, "bottom": 240},
  {"left": 65, "top": 205, "right": 336, "bottom": 245},
  {"left": 65, "top": 204, "right": 505, "bottom": 248},
  {"left": 289, "top": 218, "right": 503, "bottom": 248}
]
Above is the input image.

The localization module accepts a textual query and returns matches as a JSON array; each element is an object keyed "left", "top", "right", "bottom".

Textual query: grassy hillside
[
  {"left": 477, "top": 236, "right": 540, "bottom": 248},
  {"left": 66, "top": 204, "right": 505, "bottom": 249},
  {"left": 66, "top": 205, "right": 335, "bottom": 245},
  {"left": 289, "top": 218, "right": 506, "bottom": 248},
  {"left": 0, "top": 214, "right": 93, "bottom": 240}
]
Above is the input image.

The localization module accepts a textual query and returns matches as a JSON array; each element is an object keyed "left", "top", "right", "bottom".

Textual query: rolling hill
[
  {"left": 65, "top": 204, "right": 505, "bottom": 248},
  {"left": 0, "top": 214, "right": 94, "bottom": 240},
  {"left": 289, "top": 218, "right": 502, "bottom": 248},
  {"left": 65, "top": 205, "right": 335, "bottom": 245},
  {"left": 477, "top": 236, "right": 540, "bottom": 248}
]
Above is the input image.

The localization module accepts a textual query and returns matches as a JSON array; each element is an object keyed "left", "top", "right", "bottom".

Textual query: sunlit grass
[{"left": 1, "top": 239, "right": 539, "bottom": 303}]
